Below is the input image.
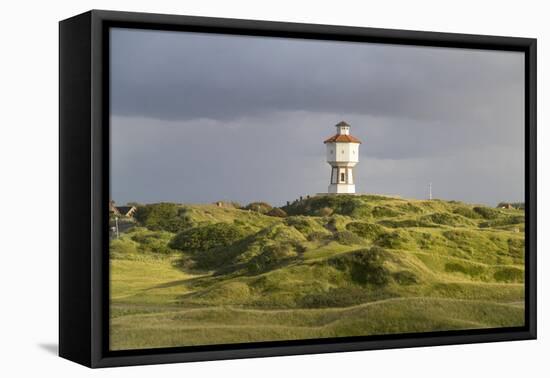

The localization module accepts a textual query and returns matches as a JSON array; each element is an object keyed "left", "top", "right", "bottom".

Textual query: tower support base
[{"left": 328, "top": 184, "right": 356, "bottom": 194}]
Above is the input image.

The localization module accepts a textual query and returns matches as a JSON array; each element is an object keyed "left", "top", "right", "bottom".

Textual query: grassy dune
[{"left": 109, "top": 195, "right": 525, "bottom": 350}]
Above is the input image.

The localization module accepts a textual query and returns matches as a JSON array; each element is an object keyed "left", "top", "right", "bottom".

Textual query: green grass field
[{"left": 109, "top": 195, "right": 525, "bottom": 350}]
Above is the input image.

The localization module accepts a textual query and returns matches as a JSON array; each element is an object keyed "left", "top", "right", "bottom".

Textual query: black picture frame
[{"left": 59, "top": 9, "right": 537, "bottom": 368}]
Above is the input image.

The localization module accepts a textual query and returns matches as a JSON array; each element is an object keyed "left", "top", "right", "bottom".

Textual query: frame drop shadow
[{"left": 38, "top": 343, "right": 58, "bottom": 355}]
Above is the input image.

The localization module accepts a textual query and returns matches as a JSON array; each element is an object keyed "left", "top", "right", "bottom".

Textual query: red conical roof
[{"left": 323, "top": 134, "right": 362, "bottom": 144}]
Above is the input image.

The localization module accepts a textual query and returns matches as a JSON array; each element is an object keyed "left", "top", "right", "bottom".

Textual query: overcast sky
[{"left": 110, "top": 27, "right": 525, "bottom": 207}]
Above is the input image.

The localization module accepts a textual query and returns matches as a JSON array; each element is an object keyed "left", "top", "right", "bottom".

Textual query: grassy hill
[{"left": 109, "top": 195, "right": 525, "bottom": 350}]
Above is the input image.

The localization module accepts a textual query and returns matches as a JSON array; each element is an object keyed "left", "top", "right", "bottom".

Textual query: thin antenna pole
[{"left": 429, "top": 182, "right": 432, "bottom": 200}]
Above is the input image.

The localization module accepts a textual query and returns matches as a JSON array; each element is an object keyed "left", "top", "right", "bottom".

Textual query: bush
[
  {"left": 473, "top": 206, "right": 500, "bottom": 219},
  {"left": 345, "top": 222, "right": 384, "bottom": 240},
  {"left": 494, "top": 267, "right": 524, "bottom": 283},
  {"left": 169, "top": 223, "right": 247, "bottom": 253},
  {"left": 413, "top": 232, "right": 438, "bottom": 249},
  {"left": 442, "top": 230, "right": 476, "bottom": 242},
  {"left": 283, "top": 195, "right": 366, "bottom": 217},
  {"left": 372, "top": 206, "right": 401, "bottom": 218},
  {"left": 134, "top": 203, "right": 193, "bottom": 233},
  {"left": 444, "top": 262, "right": 485, "bottom": 278},
  {"left": 479, "top": 215, "right": 524, "bottom": 228},
  {"left": 197, "top": 282, "right": 251, "bottom": 303},
  {"left": 452, "top": 206, "right": 481, "bottom": 219},
  {"left": 316, "top": 207, "right": 334, "bottom": 217},
  {"left": 375, "top": 231, "right": 408, "bottom": 249},
  {"left": 130, "top": 230, "right": 174, "bottom": 254},
  {"left": 377, "top": 219, "right": 434, "bottom": 228},
  {"left": 284, "top": 216, "right": 326, "bottom": 237},
  {"left": 444, "top": 262, "right": 467, "bottom": 274},
  {"left": 247, "top": 243, "right": 298, "bottom": 274},
  {"left": 393, "top": 270, "right": 418, "bottom": 285},
  {"left": 244, "top": 202, "right": 273, "bottom": 214},
  {"left": 307, "top": 231, "right": 330, "bottom": 242},
  {"left": 332, "top": 230, "right": 364, "bottom": 245},
  {"left": 285, "top": 216, "right": 309, "bottom": 230},
  {"left": 507, "top": 238, "right": 524, "bottom": 259},
  {"left": 397, "top": 203, "right": 424, "bottom": 214},
  {"left": 328, "top": 247, "right": 390, "bottom": 285},
  {"left": 420, "top": 212, "right": 473, "bottom": 226},
  {"left": 267, "top": 208, "right": 287, "bottom": 217}
]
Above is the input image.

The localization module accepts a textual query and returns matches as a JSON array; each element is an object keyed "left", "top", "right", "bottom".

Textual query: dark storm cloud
[
  {"left": 110, "top": 28, "right": 524, "bottom": 206},
  {"left": 111, "top": 29, "right": 523, "bottom": 124}
]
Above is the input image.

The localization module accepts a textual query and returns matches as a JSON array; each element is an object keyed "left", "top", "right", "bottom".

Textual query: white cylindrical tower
[{"left": 324, "top": 121, "right": 361, "bottom": 194}]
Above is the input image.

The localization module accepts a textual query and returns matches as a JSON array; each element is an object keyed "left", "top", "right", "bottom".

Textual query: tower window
[{"left": 340, "top": 172, "right": 345, "bottom": 182}]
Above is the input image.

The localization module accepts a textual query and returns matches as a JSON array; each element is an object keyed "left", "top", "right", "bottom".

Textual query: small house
[
  {"left": 109, "top": 200, "right": 120, "bottom": 216},
  {"left": 115, "top": 206, "right": 137, "bottom": 218}
]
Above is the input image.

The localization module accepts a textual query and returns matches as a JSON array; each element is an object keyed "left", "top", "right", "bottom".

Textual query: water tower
[{"left": 324, "top": 121, "right": 361, "bottom": 194}]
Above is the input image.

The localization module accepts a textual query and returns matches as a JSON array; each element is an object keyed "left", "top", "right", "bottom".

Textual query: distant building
[
  {"left": 109, "top": 200, "right": 137, "bottom": 218},
  {"left": 496, "top": 202, "right": 524, "bottom": 210},
  {"left": 109, "top": 200, "right": 120, "bottom": 216},
  {"left": 116, "top": 206, "right": 137, "bottom": 217},
  {"left": 324, "top": 121, "right": 362, "bottom": 194}
]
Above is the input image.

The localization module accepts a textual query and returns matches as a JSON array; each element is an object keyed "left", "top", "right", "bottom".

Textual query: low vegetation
[{"left": 110, "top": 195, "right": 525, "bottom": 350}]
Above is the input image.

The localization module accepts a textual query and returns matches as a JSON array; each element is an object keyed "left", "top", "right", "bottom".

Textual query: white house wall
[{"left": 326, "top": 142, "right": 360, "bottom": 165}]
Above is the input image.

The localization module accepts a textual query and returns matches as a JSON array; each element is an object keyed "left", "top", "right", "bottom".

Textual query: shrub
[
  {"left": 267, "top": 208, "right": 287, "bottom": 217},
  {"left": 326, "top": 217, "right": 338, "bottom": 231},
  {"left": 378, "top": 219, "right": 434, "bottom": 228},
  {"left": 229, "top": 201, "right": 242, "bottom": 209},
  {"left": 393, "top": 270, "right": 418, "bottom": 285},
  {"left": 198, "top": 282, "right": 251, "bottom": 303},
  {"left": 130, "top": 230, "right": 174, "bottom": 254},
  {"left": 479, "top": 215, "right": 524, "bottom": 228},
  {"left": 328, "top": 247, "right": 390, "bottom": 286},
  {"left": 507, "top": 238, "right": 524, "bottom": 259},
  {"left": 473, "top": 206, "right": 500, "bottom": 219},
  {"left": 169, "top": 223, "right": 247, "bottom": 253},
  {"left": 444, "top": 262, "right": 467, "bottom": 274},
  {"left": 420, "top": 212, "right": 473, "bottom": 226},
  {"left": 316, "top": 207, "right": 334, "bottom": 217},
  {"left": 247, "top": 243, "right": 298, "bottom": 274},
  {"left": 345, "top": 222, "right": 384, "bottom": 240},
  {"left": 397, "top": 203, "right": 424, "bottom": 214},
  {"left": 134, "top": 203, "right": 193, "bottom": 233},
  {"left": 413, "top": 232, "right": 437, "bottom": 249},
  {"left": 284, "top": 216, "right": 326, "bottom": 237},
  {"left": 332, "top": 230, "right": 364, "bottom": 245},
  {"left": 307, "top": 231, "right": 330, "bottom": 242},
  {"left": 375, "top": 231, "right": 408, "bottom": 249},
  {"left": 444, "top": 262, "right": 485, "bottom": 278},
  {"left": 285, "top": 216, "right": 310, "bottom": 231},
  {"left": 283, "top": 195, "right": 366, "bottom": 217},
  {"left": 372, "top": 206, "right": 401, "bottom": 218},
  {"left": 452, "top": 206, "right": 481, "bottom": 219},
  {"left": 442, "top": 230, "right": 476, "bottom": 242},
  {"left": 244, "top": 202, "right": 273, "bottom": 214},
  {"left": 494, "top": 267, "right": 524, "bottom": 283}
]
